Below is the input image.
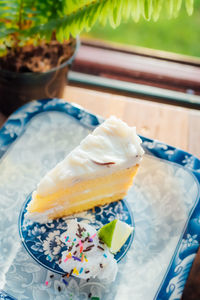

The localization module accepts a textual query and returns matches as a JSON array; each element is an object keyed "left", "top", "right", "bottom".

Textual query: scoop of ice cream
[{"left": 59, "top": 219, "right": 118, "bottom": 282}]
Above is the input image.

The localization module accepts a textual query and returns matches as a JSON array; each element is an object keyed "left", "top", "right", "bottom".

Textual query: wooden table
[
  {"left": 0, "top": 85, "right": 200, "bottom": 299},
  {"left": 64, "top": 85, "right": 200, "bottom": 158}
]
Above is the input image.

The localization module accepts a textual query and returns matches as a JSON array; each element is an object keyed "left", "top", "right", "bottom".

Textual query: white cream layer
[{"left": 36, "top": 116, "right": 144, "bottom": 197}]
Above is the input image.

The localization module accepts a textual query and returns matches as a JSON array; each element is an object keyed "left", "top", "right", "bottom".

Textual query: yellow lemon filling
[{"left": 27, "top": 165, "right": 139, "bottom": 219}]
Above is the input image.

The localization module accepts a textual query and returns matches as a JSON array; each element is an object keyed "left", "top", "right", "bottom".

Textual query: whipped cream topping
[
  {"left": 36, "top": 116, "right": 144, "bottom": 197},
  {"left": 59, "top": 219, "right": 118, "bottom": 282}
]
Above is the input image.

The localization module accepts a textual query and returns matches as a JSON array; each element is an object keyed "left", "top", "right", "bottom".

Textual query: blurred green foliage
[{"left": 83, "top": 1, "right": 200, "bottom": 57}]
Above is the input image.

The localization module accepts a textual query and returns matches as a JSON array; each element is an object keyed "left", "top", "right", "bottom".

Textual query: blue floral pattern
[
  {"left": 0, "top": 290, "right": 17, "bottom": 300},
  {"left": 19, "top": 194, "right": 134, "bottom": 275},
  {"left": 0, "top": 98, "right": 199, "bottom": 300}
]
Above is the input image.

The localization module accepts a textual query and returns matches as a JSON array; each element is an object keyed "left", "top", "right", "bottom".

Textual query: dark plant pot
[{"left": 0, "top": 38, "right": 79, "bottom": 116}]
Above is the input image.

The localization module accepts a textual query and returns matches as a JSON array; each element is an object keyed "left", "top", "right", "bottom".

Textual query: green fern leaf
[
  {"left": 98, "top": 0, "right": 110, "bottom": 27},
  {"left": 111, "top": 0, "right": 123, "bottom": 28},
  {"left": 63, "top": 0, "right": 94, "bottom": 15},
  {"left": 152, "top": 0, "right": 164, "bottom": 21},
  {"left": 144, "top": 0, "right": 153, "bottom": 20},
  {"left": 21, "top": 0, "right": 195, "bottom": 43},
  {"left": 131, "top": 0, "right": 142, "bottom": 22},
  {"left": 170, "top": 0, "right": 182, "bottom": 17},
  {"left": 166, "top": 0, "right": 174, "bottom": 18},
  {"left": 185, "top": 0, "right": 193, "bottom": 15},
  {"left": 0, "top": 27, "right": 17, "bottom": 39}
]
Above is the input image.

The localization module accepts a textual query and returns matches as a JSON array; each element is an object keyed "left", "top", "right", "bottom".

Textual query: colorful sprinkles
[
  {"left": 58, "top": 286, "right": 61, "bottom": 292},
  {"left": 91, "top": 233, "right": 96, "bottom": 239},
  {"left": 97, "top": 245, "right": 104, "bottom": 251},
  {"left": 45, "top": 275, "right": 69, "bottom": 291},
  {"left": 64, "top": 252, "right": 72, "bottom": 262},
  {"left": 72, "top": 255, "right": 81, "bottom": 262},
  {"left": 64, "top": 257, "right": 69, "bottom": 263},
  {"left": 62, "top": 278, "right": 68, "bottom": 286},
  {"left": 59, "top": 222, "right": 107, "bottom": 280},
  {"left": 65, "top": 236, "right": 70, "bottom": 242},
  {"left": 73, "top": 267, "right": 79, "bottom": 275},
  {"left": 47, "top": 254, "right": 52, "bottom": 261}
]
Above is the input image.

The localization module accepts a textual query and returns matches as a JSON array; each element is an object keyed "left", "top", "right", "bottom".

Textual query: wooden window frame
[{"left": 70, "top": 39, "right": 200, "bottom": 109}]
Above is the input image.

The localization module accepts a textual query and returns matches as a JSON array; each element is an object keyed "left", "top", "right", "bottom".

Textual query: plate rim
[{"left": 0, "top": 98, "right": 200, "bottom": 300}]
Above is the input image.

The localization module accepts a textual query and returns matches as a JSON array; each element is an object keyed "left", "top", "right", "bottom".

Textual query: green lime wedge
[
  {"left": 98, "top": 219, "right": 133, "bottom": 253},
  {"left": 98, "top": 219, "right": 117, "bottom": 247}
]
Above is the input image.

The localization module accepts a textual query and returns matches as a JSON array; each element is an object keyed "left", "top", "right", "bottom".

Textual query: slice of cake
[{"left": 27, "top": 116, "right": 144, "bottom": 222}]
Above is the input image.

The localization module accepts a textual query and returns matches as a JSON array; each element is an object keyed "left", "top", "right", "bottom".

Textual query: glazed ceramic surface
[{"left": 0, "top": 99, "right": 200, "bottom": 300}]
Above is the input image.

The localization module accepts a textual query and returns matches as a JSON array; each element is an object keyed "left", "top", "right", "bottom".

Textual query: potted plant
[{"left": 0, "top": 0, "right": 193, "bottom": 115}]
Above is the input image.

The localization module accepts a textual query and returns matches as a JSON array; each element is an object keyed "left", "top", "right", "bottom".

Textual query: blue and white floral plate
[
  {"left": 0, "top": 98, "right": 200, "bottom": 300},
  {"left": 19, "top": 193, "right": 134, "bottom": 275}
]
